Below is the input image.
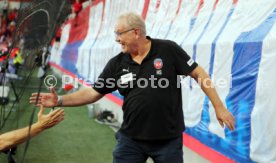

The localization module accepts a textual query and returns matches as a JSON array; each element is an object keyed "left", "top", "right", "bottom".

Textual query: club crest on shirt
[
  {"left": 153, "top": 58, "right": 163, "bottom": 75},
  {"left": 153, "top": 58, "right": 163, "bottom": 70}
]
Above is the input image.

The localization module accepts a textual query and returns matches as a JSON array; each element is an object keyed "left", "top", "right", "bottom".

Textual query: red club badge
[{"left": 153, "top": 58, "right": 163, "bottom": 70}]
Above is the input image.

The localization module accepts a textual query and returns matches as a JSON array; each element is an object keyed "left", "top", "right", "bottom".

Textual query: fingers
[
  {"left": 54, "top": 115, "right": 64, "bottom": 124},
  {"left": 225, "top": 121, "right": 234, "bottom": 131},
  {"left": 227, "top": 118, "right": 235, "bottom": 131},
  {"left": 31, "top": 93, "right": 39, "bottom": 97},
  {"left": 228, "top": 113, "right": 235, "bottom": 130},
  {"left": 40, "top": 108, "right": 64, "bottom": 129},
  {"left": 56, "top": 111, "right": 65, "bottom": 123},
  {"left": 223, "top": 114, "right": 235, "bottom": 131},
  {"left": 29, "top": 93, "right": 45, "bottom": 104},
  {"left": 50, "top": 109, "right": 65, "bottom": 125},
  {"left": 29, "top": 92, "right": 55, "bottom": 107},
  {"left": 38, "top": 105, "right": 44, "bottom": 116},
  {"left": 49, "top": 108, "right": 64, "bottom": 119},
  {"left": 29, "top": 96, "right": 42, "bottom": 104},
  {"left": 50, "top": 86, "right": 56, "bottom": 94}
]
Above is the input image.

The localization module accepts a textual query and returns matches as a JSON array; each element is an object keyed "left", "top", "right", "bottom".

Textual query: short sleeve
[
  {"left": 92, "top": 59, "right": 118, "bottom": 95},
  {"left": 170, "top": 41, "right": 198, "bottom": 75}
]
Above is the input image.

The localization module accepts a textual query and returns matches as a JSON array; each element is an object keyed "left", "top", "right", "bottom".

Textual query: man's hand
[
  {"left": 215, "top": 106, "right": 235, "bottom": 131},
  {"left": 36, "top": 105, "right": 64, "bottom": 130},
  {"left": 190, "top": 66, "right": 235, "bottom": 131},
  {"left": 0, "top": 105, "right": 65, "bottom": 151},
  {"left": 29, "top": 87, "right": 58, "bottom": 108}
]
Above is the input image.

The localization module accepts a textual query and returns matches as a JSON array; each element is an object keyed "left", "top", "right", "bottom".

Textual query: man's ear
[{"left": 135, "top": 29, "right": 140, "bottom": 39}]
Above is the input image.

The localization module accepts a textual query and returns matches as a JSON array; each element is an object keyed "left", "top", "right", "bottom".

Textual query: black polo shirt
[{"left": 93, "top": 36, "right": 198, "bottom": 140}]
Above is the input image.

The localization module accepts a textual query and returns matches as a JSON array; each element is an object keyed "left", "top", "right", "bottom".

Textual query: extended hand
[
  {"left": 30, "top": 87, "right": 58, "bottom": 108},
  {"left": 37, "top": 105, "right": 64, "bottom": 130}
]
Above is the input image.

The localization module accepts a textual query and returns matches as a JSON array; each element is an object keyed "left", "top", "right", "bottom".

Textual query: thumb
[
  {"left": 50, "top": 86, "right": 56, "bottom": 94},
  {"left": 38, "top": 104, "right": 44, "bottom": 116}
]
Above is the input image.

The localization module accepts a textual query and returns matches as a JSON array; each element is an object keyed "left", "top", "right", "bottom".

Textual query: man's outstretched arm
[
  {"left": 189, "top": 66, "right": 235, "bottom": 130},
  {"left": 30, "top": 87, "right": 104, "bottom": 108},
  {"left": 0, "top": 105, "right": 64, "bottom": 151}
]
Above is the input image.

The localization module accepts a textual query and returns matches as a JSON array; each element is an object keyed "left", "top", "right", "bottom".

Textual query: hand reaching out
[
  {"left": 0, "top": 105, "right": 64, "bottom": 151},
  {"left": 36, "top": 105, "right": 64, "bottom": 130},
  {"left": 30, "top": 87, "right": 58, "bottom": 108}
]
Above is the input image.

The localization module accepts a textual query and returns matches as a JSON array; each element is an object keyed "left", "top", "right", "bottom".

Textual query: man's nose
[{"left": 115, "top": 36, "right": 120, "bottom": 43}]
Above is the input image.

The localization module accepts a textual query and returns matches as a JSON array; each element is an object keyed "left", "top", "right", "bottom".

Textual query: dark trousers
[{"left": 113, "top": 131, "right": 183, "bottom": 163}]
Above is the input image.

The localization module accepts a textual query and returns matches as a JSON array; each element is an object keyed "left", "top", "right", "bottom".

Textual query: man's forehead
[{"left": 115, "top": 19, "right": 128, "bottom": 29}]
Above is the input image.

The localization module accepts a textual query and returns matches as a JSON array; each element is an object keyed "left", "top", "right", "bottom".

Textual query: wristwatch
[{"left": 57, "top": 96, "right": 63, "bottom": 106}]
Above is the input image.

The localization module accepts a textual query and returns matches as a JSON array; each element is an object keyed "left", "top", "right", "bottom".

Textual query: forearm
[
  {"left": 191, "top": 66, "right": 224, "bottom": 109},
  {"left": 58, "top": 87, "right": 103, "bottom": 107},
  {"left": 0, "top": 123, "right": 43, "bottom": 151},
  {"left": 189, "top": 66, "right": 235, "bottom": 130}
]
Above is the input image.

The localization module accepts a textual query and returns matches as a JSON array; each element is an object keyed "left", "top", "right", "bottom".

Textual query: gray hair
[{"left": 118, "top": 12, "right": 146, "bottom": 35}]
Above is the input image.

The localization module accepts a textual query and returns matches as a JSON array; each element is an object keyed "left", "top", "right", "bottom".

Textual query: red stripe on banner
[
  {"left": 183, "top": 134, "right": 235, "bottom": 163},
  {"left": 194, "top": 0, "right": 204, "bottom": 17},
  {"left": 213, "top": 0, "right": 219, "bottom": 11},
  {"left": 176, "top": 0, "right": 183, "bottom": 15},
  {"left": 68, "top": 6, "right": 90, "bottom": 43},
  {"left": 49, "top": 62, "right": 77, "bottom": 78},
  {"left": 49, "top": 62, "right": 91, "bottom": 86},
  {"left": 92, "top": 0, "right": 104, "bottom": 5},
  {"left": 49, "top": 62, "right": 234, "bottom": 162},
  {"left": 155, "top": 0, "right": 161, "bottom": 13},
  {"left": 170, "top": 0, "right": 183, "bottom": 22},
  {"left": 142, "top": 0, "right": 150, "bottom": 20}
]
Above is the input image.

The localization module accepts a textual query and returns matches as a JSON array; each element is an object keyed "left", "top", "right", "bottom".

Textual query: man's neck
[{"left": 130, "top": 38, "right": 151, "bottom": 64}]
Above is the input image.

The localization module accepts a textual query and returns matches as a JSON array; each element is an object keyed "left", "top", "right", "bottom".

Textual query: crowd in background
[
  {"left": 0, "top": 0, "right": 92, "bottom": 76},
  {"left": 0, "top": 0, "right": 17, "bottom": 54},
  {"left": 0, "top": 0, "right": 22, "bottom": 77}
]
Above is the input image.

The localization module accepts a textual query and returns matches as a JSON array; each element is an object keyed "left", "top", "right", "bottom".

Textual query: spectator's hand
[
  {"left": 36, "top": 105, "right": 64, "bottom": 130},
  {"left": 215, "top": 106, "right": 235, "bottom": 131},
  {"left": 29, "top": 87, "right": 58, "bottom": 108}
]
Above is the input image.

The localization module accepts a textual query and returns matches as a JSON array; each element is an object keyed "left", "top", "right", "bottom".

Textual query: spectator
[
  {"left": 73, "top": 0, "right": 82, "bottom": 15},
  {"left": 7, "top": 8, "right": 18, "bottom": 23}
]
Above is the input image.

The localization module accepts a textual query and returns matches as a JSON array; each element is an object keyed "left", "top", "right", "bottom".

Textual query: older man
[{"left": 30, "top": 12, "right": 235, "bottom": 163}]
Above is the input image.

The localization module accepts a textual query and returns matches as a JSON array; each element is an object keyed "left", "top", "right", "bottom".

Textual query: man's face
[{"left": 114, "top": 19, "right": 137, "bottom": 53}]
